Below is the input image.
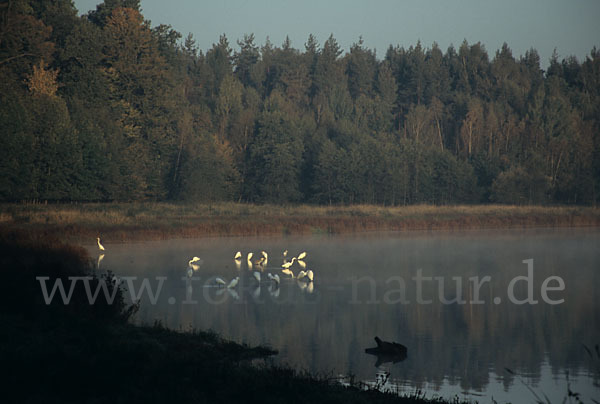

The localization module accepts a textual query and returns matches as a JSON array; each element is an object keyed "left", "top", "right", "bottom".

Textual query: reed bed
[{"left": 1, "top": 202, "right": 598, "bottom": 242}]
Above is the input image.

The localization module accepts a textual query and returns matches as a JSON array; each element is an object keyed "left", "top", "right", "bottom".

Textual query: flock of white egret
[
  {"left": 95, "top": 237, "right": 314, "bottom": 298},
  {"left": 233, "top": 249, "right": 313, "bottom": 281},
  {"left": 184, "top": 248, "right": 315, "bottom": 297}
]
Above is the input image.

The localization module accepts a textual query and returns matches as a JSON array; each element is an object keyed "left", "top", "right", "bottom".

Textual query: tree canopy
[{"left": 1, "top": 0, "right": 599, "bottom": 205}]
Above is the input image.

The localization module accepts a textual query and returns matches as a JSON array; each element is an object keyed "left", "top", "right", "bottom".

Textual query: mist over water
[{"left": 89, "top": 228, "right": 600, "bottom": 402}]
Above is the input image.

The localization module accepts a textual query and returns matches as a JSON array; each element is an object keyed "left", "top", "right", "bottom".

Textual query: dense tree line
[{"left": 1, "top": 0, "right": 599, "bottom": 204}]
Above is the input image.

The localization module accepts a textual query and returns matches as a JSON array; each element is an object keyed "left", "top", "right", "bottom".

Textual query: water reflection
[
  {"left": 97, "top": 253, "right": 104, "bottom": 270},
  {"left": 88, "top": 228, "right": 600, "bottom": 402},
  {"left": 365, "top": 336, "right": 408, "bottom": 367}
]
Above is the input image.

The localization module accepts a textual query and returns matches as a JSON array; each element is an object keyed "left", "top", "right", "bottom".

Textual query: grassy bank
[
  {"left": 1, "top": 202, "right": 599, "bottom": 242},
  {"left": 0, "top": 232, "right": 457, "bottom": 403}
]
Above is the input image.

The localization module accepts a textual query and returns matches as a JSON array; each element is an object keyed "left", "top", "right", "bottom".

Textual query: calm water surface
[{"left": 88, "top": 228, "right": 600, "bottom": 403}]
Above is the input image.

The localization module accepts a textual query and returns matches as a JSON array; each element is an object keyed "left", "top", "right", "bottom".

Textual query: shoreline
[
  {"left": 1, "top": 230, "right": 462, "bottom": 403},
  {"left": 1, "top": 202, "right": 598, "bottom": 242}
]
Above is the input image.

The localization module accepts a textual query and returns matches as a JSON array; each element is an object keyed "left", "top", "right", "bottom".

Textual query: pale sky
[{"left": 73, "top": 0, "right": 600, "bottom": 68}]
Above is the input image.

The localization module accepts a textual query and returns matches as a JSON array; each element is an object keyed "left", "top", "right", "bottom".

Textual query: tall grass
[{"left": 1, "top": 202, "right": 598, "bottom": 241}]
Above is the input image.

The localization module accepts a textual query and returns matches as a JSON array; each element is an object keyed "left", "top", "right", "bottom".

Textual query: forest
[{"left": 1, "top": 0, "right": 599, "bottom": 205}]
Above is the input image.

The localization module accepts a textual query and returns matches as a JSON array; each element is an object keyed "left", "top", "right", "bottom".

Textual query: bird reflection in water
[
  {"left": 216, "top": 287, "right": 240, "bottom": 300},
  {"left": 227, "top": 288, "right": 240, "bottom": 300},
  {"left": 306, "top": 282, "right": 314, "bottom": 294},
  {"left": 97, "top": 254, "right": 105, "bottom": 270},
  {"left": 365, "top": 336, "right": 407, "bottom": 367},
  {"left": 268, "top": 282, "right": 280, "bottom": 298}
]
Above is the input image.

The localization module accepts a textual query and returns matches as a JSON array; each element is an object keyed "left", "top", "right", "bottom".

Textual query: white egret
[
  {"left": 261, "top": 250, "right": 268, "bottom": 266},
  {"left": 297, "top": 251, "right": 307, "bottom": 260},
  {"left": 296, "top": 270, "right": 307, "bottom": 281},
  {"left": 298, "top": 260, "right": 306, "bottom": 269},
  {"left": 247, "top": 252, "right": 253, "bottom": 261},
  {"left": 281, "top": 268, "right": 294, "bottom": 278},
  {"left": 283, "top": 250, "right": 288, "bottom": 257},
  {"left": 235, "top": 251, "right": 242, "bottom": 260},
  {"left": 281, "top": 257, "right": 297, "bottom": 269},
  {"left": 190, "top": 263, "right": 200, "bottom": 271},
  {"left": 189, "top": 256, "right": 202, "bottom": 266},
  {"left": 254, "top": 256, "right": 266, "bottom": 266},
  {"left": 307, "top": 269, "right": 314, "bottom": 282},
  {"left": 97, "top": 237, "right": 105, "bottom": 251},
  {"left": 253, "top": 271, "right": 261, "bottom": 283},
  {"left": 227, "top": 277, "right": 239, "bottom": 288},
  {"left": 215, "top": 277, "right": 226, "bottom": 287}
]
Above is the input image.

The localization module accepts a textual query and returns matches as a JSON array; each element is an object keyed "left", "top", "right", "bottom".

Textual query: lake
[{"left": 88, "top": 228, "right": 600, "bottom": 403}]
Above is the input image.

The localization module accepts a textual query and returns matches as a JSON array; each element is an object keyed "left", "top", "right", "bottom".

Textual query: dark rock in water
[{"left": 365, "top": 336, "right": 407, "bottom": 367}]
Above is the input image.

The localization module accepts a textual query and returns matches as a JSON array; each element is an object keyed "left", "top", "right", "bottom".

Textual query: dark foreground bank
[{"left": 0, "top": 231, "right": 457, "bottom": 404}]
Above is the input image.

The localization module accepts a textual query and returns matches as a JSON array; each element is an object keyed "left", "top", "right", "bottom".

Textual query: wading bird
[
  {"left": 247, "top": 252, "right": 253, "bottom": 262},
  {"left": 281, "top": 268, "right": 294, "bottom": 278},
  {"left": 297, "top": 251, "right": 307, "bottom": 260},
  {"left": 235, "top": 251, "right": 242, "bottom": 260},
  {"left": 261, "top": 251, "right": 269, "bottom": 266},
  {"left": 281, "top": 257, "right": 297, "bottom": 269},
  {"left": 97, "top": 237, "right": 105, "bottom": 251},
  {"left": 296, "top": 270, "right": 307, "bottom": 281},
  {"left": 227, "top": 277, "right": 239, "bottom": 288},
  {"left": 283, "top": 250, "right": 288, "bottom": 258},
  {"left": 307, "top": 269, "right": 314, "bottom": 282},
  {"left": 298, "top": 260, "right": 306, "bottom": 269},
  {"left": 189, "top": 256, "right": 202, "bottom": 266},
  {"left": 215, "top": 277, "right": 226, "bottom": 287}
]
